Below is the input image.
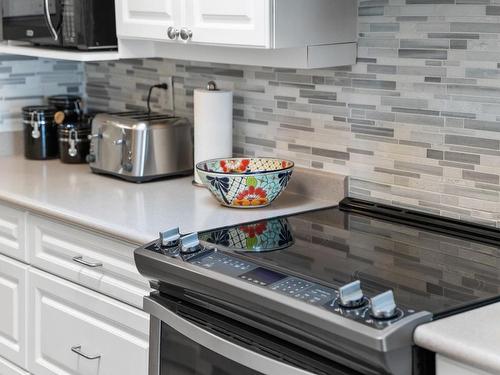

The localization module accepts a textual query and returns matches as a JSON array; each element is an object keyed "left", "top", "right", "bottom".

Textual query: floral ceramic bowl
[{"left": 196, "top": 158, "right": 294, "bottom": 208}]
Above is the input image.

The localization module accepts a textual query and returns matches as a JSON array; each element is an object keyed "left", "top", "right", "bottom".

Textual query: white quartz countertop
[
  {"left": 415, "top": 302, "right": 500, "bottom": 374},
  {"left": 0, "top": 156, "right": 339, "bottom": 244}
]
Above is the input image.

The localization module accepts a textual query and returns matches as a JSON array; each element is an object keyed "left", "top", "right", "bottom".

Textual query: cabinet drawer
[
  {"left": 0, "top": 255, "right": 28, "bottom": 370},
  {"left": 0, "top": 356, "right": 29, "bottom": 375},
  {"left": 0, "top": 203, "right": 27, "bottom": 262},
  {"left": 28, "top": 268, "right": 149, "bottom": 375},
  {"left": 27, "top": 214, "right": 151, "bottom": 308}
]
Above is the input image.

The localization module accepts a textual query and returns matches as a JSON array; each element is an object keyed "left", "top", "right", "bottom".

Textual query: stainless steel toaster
[{"left": 87, "top": 111, "right": 193, "bottom": 183}]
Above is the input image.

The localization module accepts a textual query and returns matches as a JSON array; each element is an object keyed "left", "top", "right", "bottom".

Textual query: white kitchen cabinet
[
  {"left": 28, "top": 268, "right": 149, "bottom": 375},
  {"left": 0, "top": 356, "right": 29, "bottom": 375},
  {"left": 115, "top": 0, "right": 357, "bottom": 68},
  {"left": 116, "top": 0, "right": 182, "bottom": 40},
  {"left": 117, "top": 0, "right": 270, "bottom": 46},
  {"left": 436, "top": 355, "right": 494, "bottom": 375},
  {"left": 27, "top": 213, "right": 151, "bottom": 309},
  {"left": 185, "top": 0, "right": 270, "bottom": 47},
  {"left": 0, "top": 203, "right": 27, "bottom": 262},
  {"left": 0, "top": 254, "right": 28, "bottom": 370}
]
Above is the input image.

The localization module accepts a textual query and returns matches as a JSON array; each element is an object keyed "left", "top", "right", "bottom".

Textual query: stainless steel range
[{"left": 135, "top": 198, "right": 500, "bottom": 375}]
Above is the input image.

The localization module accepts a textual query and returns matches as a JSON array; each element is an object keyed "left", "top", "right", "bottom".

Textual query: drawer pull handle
[
  {"left": 72, "top": 256, "right": 103, "bottom": 268},
  {"left": 71, "top": 345, "right": 101, "bottom": 360}
]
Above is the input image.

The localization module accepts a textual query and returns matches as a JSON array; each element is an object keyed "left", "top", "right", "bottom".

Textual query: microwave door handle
[
  {"left": 43, "top": 0, "right": 59, "bottom": 41},
  {"left": 144, "top": 297, "right": 316, "bottom": 375}
]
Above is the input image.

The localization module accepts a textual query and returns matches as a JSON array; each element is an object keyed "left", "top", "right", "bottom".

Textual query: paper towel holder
[
  {"left": 192, "top": 80, "right": 233, "bottom": 188},
  {"left": 192, "top": 81, "right": 218, "bottom": 187},
  {"left": 206, "top": 81, "right": 218, "bottom": 91},
  {"left": 192, "top": 80, "right": 213, "bottom": 188}
]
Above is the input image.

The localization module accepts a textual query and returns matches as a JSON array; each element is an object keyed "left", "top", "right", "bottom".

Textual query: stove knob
[
  {"left": 370, "top": 291, "right": 398, "bottom": 320},
  {"left": 180, "top": 233, "right": 202, "bottom": 254},
  {"left": 339, "top": 280, "right": 366, "bottom": 308},
  {"left": 159, "top": 227, "right": 181, "bottom": 248}
]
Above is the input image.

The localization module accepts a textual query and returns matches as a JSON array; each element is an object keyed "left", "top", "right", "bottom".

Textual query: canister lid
[
  {"left": 58, "top": 115, "right": 92, "bottom": 132},
  {"left": 22, "top": 105, "right": 57, "bottom": 117},
  {"left": 48, "top": 95, "right": 82, "bottom": 108},
  {"left": 58, "top": 122, "right": 91, "bottom": 132}
]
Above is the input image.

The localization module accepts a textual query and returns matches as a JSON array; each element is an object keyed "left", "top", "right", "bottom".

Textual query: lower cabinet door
[
  {"left": 0, "top": 254, "right": 28, "bottom": 370},
  {"left": 28, "top": 268, "right": 149, "bottom": 375},
  {"left": 0, "top": 356, "right": 29, "bottom": 375}
]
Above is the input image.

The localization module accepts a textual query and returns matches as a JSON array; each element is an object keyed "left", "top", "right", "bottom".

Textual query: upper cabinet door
[
  {"left": 185, "top": 0, "right": 271, "bottom": 47},
  {"left": 116, "top": 0, "right": 182, "bottom": 40}
]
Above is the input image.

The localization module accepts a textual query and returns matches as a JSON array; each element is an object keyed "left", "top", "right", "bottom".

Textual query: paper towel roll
[{"left": 193, "top": 87, "right": 233, "bottom": 185}]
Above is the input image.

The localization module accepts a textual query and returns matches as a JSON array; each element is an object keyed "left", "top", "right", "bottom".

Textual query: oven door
[
  {"left": 145, "top": 295, "right": 363, "bottom": 375},
  {"left": 2, "top": 0, "right": 62, "bottom": 45}
]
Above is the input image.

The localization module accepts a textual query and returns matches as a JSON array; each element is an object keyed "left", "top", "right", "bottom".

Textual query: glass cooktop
[{"left": 199, "top": 199, "right": 500, "bottom": 317}]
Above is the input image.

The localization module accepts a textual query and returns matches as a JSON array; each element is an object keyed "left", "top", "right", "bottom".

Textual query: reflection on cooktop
[
  {"left": 200, "top": 217, "right": 294, "bottom": 253},
  {"left": 233, "top": 208, "right": 500, "bottom": 315}
]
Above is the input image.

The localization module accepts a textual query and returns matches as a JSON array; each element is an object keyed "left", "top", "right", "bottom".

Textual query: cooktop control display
[
  {"left": 239, "top": 267, "right": 287, "bottom": 286},
  {"left": 188, "top": 251, "right": 252, "bottom": 276},
  {"left": 188, "top": 249, "right": 411, "bottom": 329}
]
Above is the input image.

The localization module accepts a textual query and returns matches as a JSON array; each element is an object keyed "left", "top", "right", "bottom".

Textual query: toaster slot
[
  {"left": 132, "top": 114, "right": 176, "bottom": 121},
  {"left": 111, "top": 111, "right": 145, "bottom": 117},
  {"left": 108, "top": 111, "right": 176, "bottom": 122}
]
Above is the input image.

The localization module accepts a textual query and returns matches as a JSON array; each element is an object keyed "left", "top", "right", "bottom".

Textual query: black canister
[
  {"left": 22, "top": 105, "right": 58, "bottom": 160},
  {"left": 58, "top": 117, "right": 92, "bottom": 164},
  {"left": 48, "top": 95, "right": 83, "bottom": 125}
]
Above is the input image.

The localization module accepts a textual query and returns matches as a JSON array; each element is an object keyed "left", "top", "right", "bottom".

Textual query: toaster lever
[
  {"left": 113, "top": 139, "right": 125, "bottom": 145},
  {"left": 88, "top": 133, "right": 102, "bottom": 140}
]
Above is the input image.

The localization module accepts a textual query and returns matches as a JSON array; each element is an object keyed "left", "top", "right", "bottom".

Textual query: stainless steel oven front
[{"left": 144, "top": 294, "right": 363, "bottom": 375}]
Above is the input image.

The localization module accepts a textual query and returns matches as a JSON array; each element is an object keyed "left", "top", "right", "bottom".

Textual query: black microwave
[{"left": 1, "top": 0, "right": 117, "bottom": 50}]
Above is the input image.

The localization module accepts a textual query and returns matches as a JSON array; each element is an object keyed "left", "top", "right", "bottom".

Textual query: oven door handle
[{"left": 144, "top": 297, "right": 316, "bottom": 375}]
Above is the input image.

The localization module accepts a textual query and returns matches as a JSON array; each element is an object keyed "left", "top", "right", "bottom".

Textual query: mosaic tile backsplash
[
  {"left": 0, "top": 55, "right": 83, "bottom": 132},
  {"left": 84, "top": 0, "right": 500, "bottom": 228}
]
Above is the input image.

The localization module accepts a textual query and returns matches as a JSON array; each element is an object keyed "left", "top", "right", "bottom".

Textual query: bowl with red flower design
[{"left": 196, "top": 157, "right": 294, "bottom": 208}]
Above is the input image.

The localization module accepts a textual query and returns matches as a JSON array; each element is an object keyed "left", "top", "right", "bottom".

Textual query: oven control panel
[
  {"left": 188, "top": 249, "right": 415, "bottom": 330},
  {"left": 146, "top": 229, "right": 417, "bottom": 330}
]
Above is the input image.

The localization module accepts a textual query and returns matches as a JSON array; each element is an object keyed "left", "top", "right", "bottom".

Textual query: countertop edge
[
  {"left": 414, "top": 316, "right": 500, "bottom": 374},
  {"left": 0, "top": 190, "right": 147, "bottom": 245},
  {"left": 0, "top": 189, "right": 337, "bottom": 246}
]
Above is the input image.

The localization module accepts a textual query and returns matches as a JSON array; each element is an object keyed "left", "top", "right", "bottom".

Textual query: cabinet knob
[
  {"left": 167, "top": 26, "right": 180, "bottom": 40},
  {"left": 179, "top": 28, "right": 193, "bottom": 42}
]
